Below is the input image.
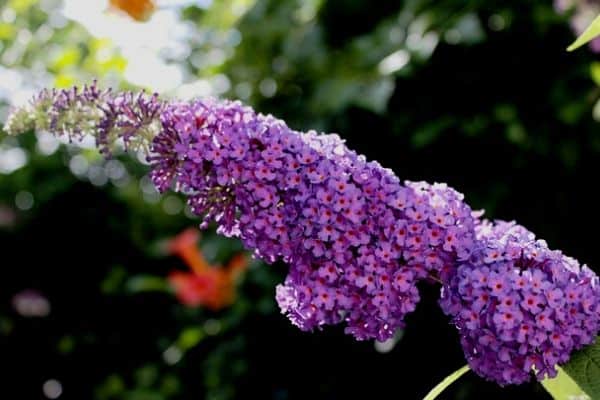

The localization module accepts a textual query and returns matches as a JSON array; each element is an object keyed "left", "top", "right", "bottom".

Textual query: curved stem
[{"left": 423, "top": 364, "right": 470, "bottom": 400}]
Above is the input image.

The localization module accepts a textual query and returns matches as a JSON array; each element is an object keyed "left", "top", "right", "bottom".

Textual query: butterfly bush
[
  {"left": 440, "top": 221, "right": 600, "bottom": 385},
  {"left": 3, "top": 83, "right": 164, "bottom": 155},
  {"left": 4, "top": 83, "right": 600, "bottom": 383},
  {"left": 150, "top": 98, "right": 477, "bottom": 341}
]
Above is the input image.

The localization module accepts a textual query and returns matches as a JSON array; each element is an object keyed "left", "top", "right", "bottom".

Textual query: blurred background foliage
[{"left": 1, "top": 0, "right": 600, "bottom": 399}]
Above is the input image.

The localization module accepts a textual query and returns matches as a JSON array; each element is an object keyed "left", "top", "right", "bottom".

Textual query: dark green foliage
[{"left": 2, "top": 0, "right": 600, "bottom": 399}]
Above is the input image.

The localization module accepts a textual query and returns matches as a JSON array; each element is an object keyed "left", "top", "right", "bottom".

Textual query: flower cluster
[
  {"left": 4, "top": 84, "right": 600, "bottom": 385},
  {"left": 440, "top": 221, "right": 600, "bottom": 385},
  {"left": 3, "top": 81, "right": 163, "bottom": 155},
  {"left": 149, "top": 98, "right": 477, "bottom": 341}
]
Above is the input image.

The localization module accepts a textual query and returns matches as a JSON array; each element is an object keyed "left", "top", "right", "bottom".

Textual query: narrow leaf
[
  {"left": 590, "top": 62, "right": 600, "bottom": 87},
  {"left": 422, "top": 365, "right": 470, "bottom": 400},
  {"left": 567, "top": 14, "right": 600, "bottom": 51},
  {"left": 562, "top": 339, "right": 600, "bottom": 400},
  {"left": 541, "top": 366, "right": 590, "bottom": 400},
  {"left": 125, "top": 275, "right": 170, "bottom": 293}
]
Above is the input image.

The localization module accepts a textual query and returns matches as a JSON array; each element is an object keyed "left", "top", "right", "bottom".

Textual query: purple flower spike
[
  {"left": 149, "top": 98, "right": 478, "bottom": 340},
  {"left": 440, "top": 221, "right": 600, "bottom": 385},
  {"left": 3, "top": 81, "right": 164, "bottom": 156},
  {"left": 10, "top": 84, "right": 600, "bottom": 385}
]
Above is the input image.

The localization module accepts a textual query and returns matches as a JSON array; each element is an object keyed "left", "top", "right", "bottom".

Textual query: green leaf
[
  {"left": 352, "top": 78, "right": 395, "bottom": 114},
  {"left": 125, "top": 275, "right": 169, "bottom": 293},
  {"left": 411, "top": 117, "right": 454, "bottom": 149},
  {"left": 590, "top": 62, "right": 600, "bottom": 87},
  {"left": 422, "top": 365, "right": 470, "bottom": 400},
  {"left": 562, "top": 340, "right": 600, "bottom": 399},
  {"left": 541, "top": 366, "right": 590, "bottom": 400},
  {"left": 567, "top": 14, "right": 600, "bottom": 51},
  {"left": 177, "top": 327, "right": 205, "bottom": 351}
]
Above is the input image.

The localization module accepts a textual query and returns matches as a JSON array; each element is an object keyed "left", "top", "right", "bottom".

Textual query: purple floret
[
  {"left": 149, "top": 98, "right": 478, "bottom": 340},
  {"left": 440, "top": 221, "right": 600, "bottom": 385},
  {"left": 7, "top": 84, "right": 600, "bottom": 386}
]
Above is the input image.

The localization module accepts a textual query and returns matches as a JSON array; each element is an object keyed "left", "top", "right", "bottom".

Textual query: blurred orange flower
[
  {"left": 109, "top": 0, "right": 155, "bottom": 21},
  {"left": 167, "top": 228, "right": 249, "bottom": 310}
]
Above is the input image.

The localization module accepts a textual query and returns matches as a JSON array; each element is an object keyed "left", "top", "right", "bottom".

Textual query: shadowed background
[{"left": 1, "top": 0, "right": 599, "bottom": 399}]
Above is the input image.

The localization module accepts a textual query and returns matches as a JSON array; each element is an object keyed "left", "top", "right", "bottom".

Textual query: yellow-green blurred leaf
[
  {"left": 83, "top": 38, "right": 127, "bottom": 75},
  {"left": 200, "top": 0, "right": 257, "bottom": 28},
  {"left": 0, "top": 23, "right": 15, "bottom": 40},
  {"left": 95, "top": 374, "right": 126, "bottom": 400},
  {"left": 591, "top": 63, "right": 600, "bottom": 86},
  {"left": 562, "top": 340, "right": 600, "bottom": 400},
  {"left": 57, "top": 335, "right": 75, "bottom": 354},
  {"left": 542, "top": 366, "right": 590, "bottom": 400},
  {"left": 51, "top": 47, "right": 81, "bottom": 71},
  {"left": 567, "top": 13, "right": 600, "bottom": 51},
  {"left": 177, "top": 327, "right": 204, "bottom": 350},
  {"left": 54, "top": 73, "right": 76, "bottom": 88},
  {"left": 125, "top": 275, "right": 169, "bottom": 293},
  {"left": 9, "top": 0, "right": 38, "bottom": 13},
  {"left": 423, "top": 365, "right": 470, "bottom": 400}
]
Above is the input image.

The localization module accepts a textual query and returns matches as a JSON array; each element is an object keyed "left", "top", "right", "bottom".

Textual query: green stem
[{"left": 423, "top": 364, "right": 470, "bottom": 400}]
